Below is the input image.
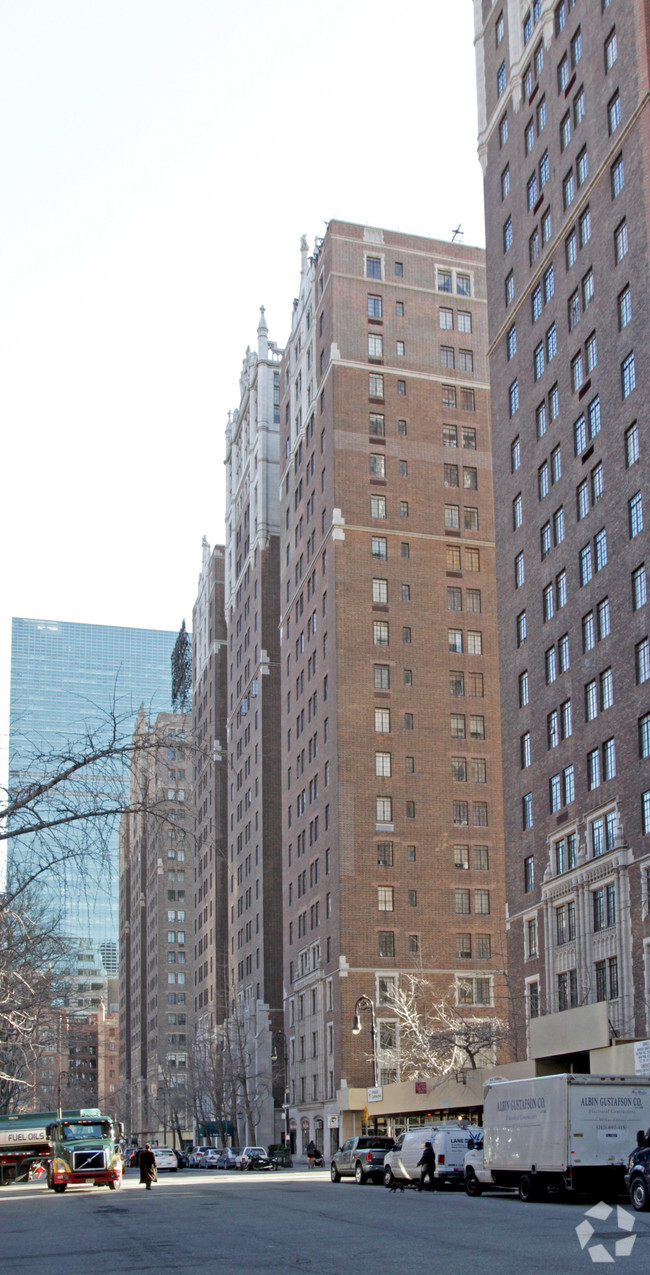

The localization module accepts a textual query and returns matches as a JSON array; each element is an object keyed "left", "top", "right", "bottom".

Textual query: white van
[{"left": 383, "top": 1124, "right": 481, "bottom": 1189}]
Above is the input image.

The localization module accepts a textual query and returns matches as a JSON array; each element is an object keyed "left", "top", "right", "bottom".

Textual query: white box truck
[{"left": 471, "top": 1074, "right": 650, "bottom": 1201}]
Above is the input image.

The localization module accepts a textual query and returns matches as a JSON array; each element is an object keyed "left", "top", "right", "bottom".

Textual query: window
[
  {"left": 370, "top": 453, "right": 385, "bottom": 479},
  {"left": 372, "top": 537, "right": 387, "bottom": 561},
  {"left": 603, "top": 738, "right": 616, "bottom": 781},
  {"left": 630, "top": 492, "right": 644, "bottom": 539},
  {"left": 605, "top": 29, "right": 618, "bottom": 72},
  {"left": 475, "top": 890, "right": 490, "bottom": 915},
  {"left": 566, "top": 229, "right": 577, "bottom": 270},
  {"left": 376, "top": 796, "right": 393, "bottom": 823},
  {"left": 374, "top": 664, "right": 390, "bottom": 690},
  {"left": 563, "top": 170, "right": 575, "bottom": 210},
  {"left": 442, "top": 385, "right": 456, "bottom": 408},
  {"left": 439, "top": 307, "right": 453, "bottom": 330},
  {"left": 368, "top": 334, "right": 383, "bottom": 360},
  {"left": 454, "top": 844, "right": 469, "bottom": 870},
  {"left": 465, "top": 507, "right": 479, "bottom": 533},
  {"left": 504, "top": 216, "right": 513, "bottom": 252},
  {"left": 571, "top": 351, "right": 584, "bottom": 393},
  {"left": 554, "top": 508, "right": 565, "bottom": 546},
  {"left": 597, "top": 598, "right": 610, "bottom": 640},
  {"left": 532, "top": 285, "right": 542, "bottom": 323},
  {"left": 496, "top": 11, "right": 504, "bottom": 44},
  {"left": 615, "top": 219, "right": 628, "bottom": 263},
  {"left": 443, "top": 424, "right": 458, "bottom": 447},
  {"left": 511, "top": 437, "right": 520, "bottom": 473},
  {"left": 637, "top": 638, "right": 650, "bottom": 685},
  {"left": 542, "top": 523, "right": 553, "bottom": 560},
  {"left": 396, "top": 341, "right": 405, "bottom": 358},
  {"left": 608, "top": 91, "right": 621, "bottom": 135},
  {"left": 452, "top": 756, "right": 467, "bottom": 783},
  {"left": 438, "top": 270, "right": 452, "bottom": 293},
  {"left": 445, "top": 504, "right": 460, "bottom": 529},
  {"left": 639, "top": 714, "right": 650, "bottom": 760},
  {"left": 455, "top": 888, "right": 471, "bottom": 915},
  {"left": 539, "top": 461, "right": 549, "bottom": 499},
  {"left": 517, "top": 611, "right": 527, "bottom": 648},
  {"left": 373, "top": 622, "right": 389, "bottom": 648},
  {"left": 550, "top": 773, "right": 561, "bottom": 813},
  {"left": 505, "top": 272, "right": 514, "bottom": 307},
  {"left": 527, "top": 172, "right": 538, "bottom": 211},
  {"left": 368, "top": 294, "right": 382, "bottom": 319},
  {"left": 542, "top": 208, "right": 552, "bottom": 245},
  {"left": 577, "top": 147, "right": 588, "bottom": 186},
  {"left": 588, "top": 747, "right": 601, "bottom": 791},
  {"left": 524, "top": 854, "right": 535, "bottom": 891},
  {"left": 372, "top": 578, "right": 388, "bottom": 604},
  {"left": 519, "top": 670, "right": 529, "bottom": 707},
  {"left": 457, "top": 275, "right": 471, "bottom": 297},
  {"left": 568, "top": 290, "right": 581, "bottom": 331},
  {"left": 369, "top": 373, "right": 384, "bottom": 397},
  {"left": 523, "top": 794, "right": 533, "bottom": 832},
  {"left": 544, "top": 583, "right": 554, "bottom": 621},
  {"left": 539, "top": 149, "right": 549, "bottom": 188},
  {"left": 499, "top": 114, "right": 508, "bottom": 147},
  {"left": 378, "top": 931, "right": 395, "bottom": 957},
  {"left": 370, "top": 413, "right": 385, "bottom": 437},
  {"left": 595, "top": 528, "right": 607, "bottom": 572},
  {"left": 558, "top": 53, "right": 569, "bottom": 93},
  {"left": 633, "top": 564, "right": 647, "bottom": 611},
  {"left": 513, "top": 493, "right": 523, "bottom": 529},
  {"left": 378, "top": 886, "right": 394, "bottom": 912},
  {"left": 618, "top": 285, "right": 632, "bottom": 330},
  {"left": 521, "top": 732, "right": 532, "bottom": 768},
  {"left": 611, "top": 154, "right": 625, "bottom": 198},
  {"left": 468, "top": 631, "right": 483, "bottom": 656},
  {"left": 366, "top": 256, "right": 382, "bottom": 280},
  {"left": 622, "top": 352, "right": 636, "bottom": 399},
  {"left": 582, "top": 270, "right": 594, "bottom": 312},
  {"left": 458, "top": 311, "right": 472, "bottom": 334},
  {"left": 376, "top": 752, "right": 391, "bottom": 778},
  {"left": 560, "top": 111, "right": 571, "bottom": 150},
  {"left": 529, "top": 228, "right": 540, "bottom": 265},
  {"left": 451, "top": 713, "right": 466, "bottom": 739},
  {"left": 534, "top": 342, "right": 544, "bottom": 381},
  {"left": 501, "top": 165, "right": 510, "bottom": 200},
  {"left": 441, "top": 345, "right": 455, "bottom": 369},
  {"left": 506, "top": 324, "right": 517, "bottom": 360},
  {"left": 497, "top": 60, "right": 506, "bottom": 98},
  {"left": 371, "top": 495, "right": 386, "bottom": 520},
  {"left": 449, "top": 629, "right": 463, "bottom": 654},
  {"left": 463, "top": 467, "right": 477, "bottom": 491}
]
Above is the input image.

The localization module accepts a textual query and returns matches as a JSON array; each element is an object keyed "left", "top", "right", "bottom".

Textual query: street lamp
[
  {"left": 271, "top": 1031, "right": 292, "bottom": 1166},
  {"left": 351, "top": 995, "right": 378, "bottom": 1089},
  {"left": 57, "top": 1071, "right": 73, "bottom": 1120}
]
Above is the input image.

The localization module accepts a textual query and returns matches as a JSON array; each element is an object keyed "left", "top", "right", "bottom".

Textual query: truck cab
[{"left": 47, "top": 1115, "right": 123, "bottom": 1193}]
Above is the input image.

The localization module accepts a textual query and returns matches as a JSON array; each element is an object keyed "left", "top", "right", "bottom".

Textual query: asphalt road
[{"left": 1, "top": 1167, "right": 649, "bottom": 1274}]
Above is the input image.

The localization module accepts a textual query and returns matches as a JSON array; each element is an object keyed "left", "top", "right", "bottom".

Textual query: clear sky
[{"left": 1, "top": 0, "right": 485, "bottom": 746}]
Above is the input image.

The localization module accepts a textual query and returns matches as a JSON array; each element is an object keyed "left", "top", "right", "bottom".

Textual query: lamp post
[
  {"left": 351, "top": 995, "right": 378, "bottom": 1090},
  {"left": 57, "top": 1071, "right": 72, "bottom": 1120},
  {"left": 271, "top": 1031, "right": 292, "bottom": 1166}
]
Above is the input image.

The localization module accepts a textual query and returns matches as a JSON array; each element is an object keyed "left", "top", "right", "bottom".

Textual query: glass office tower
[{"left": 9, "top": 617, "right": 179, "bottom": 949}]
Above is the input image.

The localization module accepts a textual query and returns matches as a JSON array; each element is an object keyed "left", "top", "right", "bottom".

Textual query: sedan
[
  {"left": 216, "top": 1148, "right": 241, "bottom": 1169},
  {"left": 202, "top": 1149, "right": 220, "bottom": 1169},
  {"left": 153, "top": 1147, "right": 179, "bottom": 1172}
]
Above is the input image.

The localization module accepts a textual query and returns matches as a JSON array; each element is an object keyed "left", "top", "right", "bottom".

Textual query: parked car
[
  {"left": 236, "top": 1146, "right": 267, "bottom": 1170},
  {"left": 188, "top": 1147, "right": 212, "bottom": 1167},
  {"left": 202, "top": 1149, "right": 220, "bottom": 1169},
  {"left": 153, "top": 1146, "right": 179, "bottom": 1172},
  {"left": 625, "top": 1143, "right": 650, "bottom": 1211},
  {"left": 174, "top": 1149, "right": 188, "bottom": 1169},
  {"left": 330, "top": 1135, "right": 394, "bottom": 1184},
  {"left": 216, "top": 1147, "right": 241, "bottom": 1170}
]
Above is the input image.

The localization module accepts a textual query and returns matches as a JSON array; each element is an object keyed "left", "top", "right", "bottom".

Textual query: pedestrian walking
[
  {"left": 416, "top": 1141, "right": 436, "bottom": 1192},
  {"left": 139, "top": 1144, "right": 157, "bottom": 1190},
  {"left": 306, "top": 1139, "right": 317, "bottom": 1169}
]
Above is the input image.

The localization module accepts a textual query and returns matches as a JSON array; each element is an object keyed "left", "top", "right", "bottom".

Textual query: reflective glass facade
[{"left": 9, "top": 617, "right": 179, "bottom": 948}]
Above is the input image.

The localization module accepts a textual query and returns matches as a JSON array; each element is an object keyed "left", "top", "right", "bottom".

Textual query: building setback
[
  {"left": 474, "top": 0, "right": 650, "bottom": 1064},
  {"left": 279, "top": 223, "right": 507, "bottom": 1154},
  {"left": 119, "top": 708, "right": 195, "bottom": 1144},
  {"left": 224, "top": 310, "right": 284, "bottom": 1147},
  {"left": 192, "top": 539, "right": 229, "bottom": 1035}
]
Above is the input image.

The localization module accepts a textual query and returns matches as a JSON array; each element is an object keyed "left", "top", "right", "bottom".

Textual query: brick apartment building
[
  {"left": 224, "top": 309, "right": 285, "bottom": 1147},
  {"left": 279, "top": 223, "right": 507, "bottom": 1153},
  {"left": 192, "top": 538, "right": 228, "bottom": 1036},
  {"left": 119, "top": 709, "right": 195, "bottom": 1143},
  {"left": 474, "top": 0, "right": 650, "bottom": 1066}
]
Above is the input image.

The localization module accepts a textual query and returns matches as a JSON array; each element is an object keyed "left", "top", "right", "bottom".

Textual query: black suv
[{"left": 625, "top": 1146, "right": 650, "bottom": 1211}]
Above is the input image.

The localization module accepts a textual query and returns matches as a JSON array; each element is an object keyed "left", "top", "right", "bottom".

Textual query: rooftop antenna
[{"left": 452, "top": 225, "right": 464, "bottom": 243}]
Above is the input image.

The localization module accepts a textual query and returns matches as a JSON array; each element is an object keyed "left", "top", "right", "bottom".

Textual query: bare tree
[
  {"left": 378, "top": 974, "right": 512, "bottom": 1081},
  {"left": 0, "top": 886, "right": 72, "bottom": 1114}
]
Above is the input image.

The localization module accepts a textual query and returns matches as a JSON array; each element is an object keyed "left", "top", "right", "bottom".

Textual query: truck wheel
[
  {"left": 518, "top": 1174, "right": 537, "bottom": 1202},
  {"left": 53, "top": 1184, "right": 67, "bottom": 1194},
  {"left": 465, "top": 1172, "right": 482, "bottom": 1197},
  {"left": 631, "top": 1177, "right": 650, "bottom": 1212},
  {"left": 330, "top": 1162, "right": 341, "bottom": 1183},
  {"left": 355, "top": 1163, "right": 367, "bottom": 1185}
]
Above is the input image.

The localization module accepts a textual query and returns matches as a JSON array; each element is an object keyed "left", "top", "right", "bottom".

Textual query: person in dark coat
[
  {"left": 306, "top": 1139, "right": 317, "bottom": 1169},
  {"left": 417, "top": 1141, "right": 436, "bottom": 1192},
  {"left": 139, "top": 1144, "right": 157, "bottom": 1190}
]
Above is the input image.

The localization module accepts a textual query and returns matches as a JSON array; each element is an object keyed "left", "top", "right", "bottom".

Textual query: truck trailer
[
  {"left": 474, "top": 1074, "right": 650, "bottom": 1201},
  {"left": 0, "top": 1109, "right": 123, "bottom": 1192}
]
